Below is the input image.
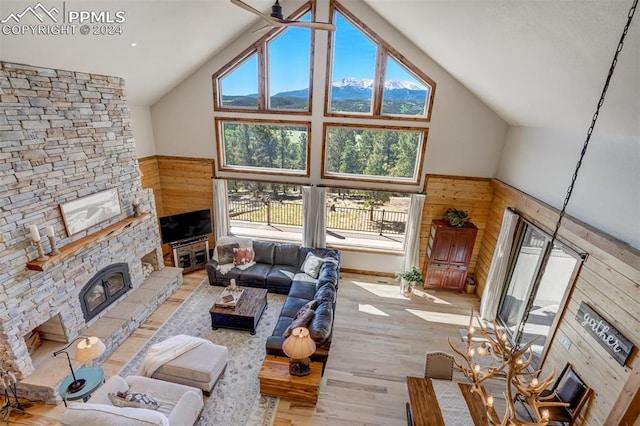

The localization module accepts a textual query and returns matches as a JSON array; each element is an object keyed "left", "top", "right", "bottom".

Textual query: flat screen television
[{"left": 159, "top": 209, "right": 212, "bottom": 244}]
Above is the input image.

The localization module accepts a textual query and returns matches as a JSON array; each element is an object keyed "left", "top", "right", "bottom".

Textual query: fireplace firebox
[{"left": 80, "top": 263, "right": 132, "bottom": 321}]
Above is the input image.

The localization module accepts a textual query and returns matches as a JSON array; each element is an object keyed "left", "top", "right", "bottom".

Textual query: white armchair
[{"left": 62, "top": 375, "right": 203, "bottom": 426}]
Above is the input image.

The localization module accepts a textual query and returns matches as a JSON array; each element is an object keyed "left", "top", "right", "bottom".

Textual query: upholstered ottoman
[{"left": 145, "top": 337, "right": 228, "bottom": 394}]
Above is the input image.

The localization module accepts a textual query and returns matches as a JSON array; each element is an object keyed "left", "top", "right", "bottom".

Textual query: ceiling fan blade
[
  {"left": 279, "top": 19, "right": 336, "bottom": 31},
  {"left": 230, "top": 0, "right": 273, "bottom": 22},
  {"left": 251, "top": 23, "right": 278, "bottom": 34}
]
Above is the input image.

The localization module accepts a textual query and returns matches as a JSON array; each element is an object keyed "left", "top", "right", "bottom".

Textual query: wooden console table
[{"left": 258, "top": 355, "right": 322, "bottom": 404}]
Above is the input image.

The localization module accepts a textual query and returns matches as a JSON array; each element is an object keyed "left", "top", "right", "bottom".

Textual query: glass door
[
  {"left": 520, "top": 241, "right": 579, "bottom": 367},
  {"left": 498, "top": 225, "right": 548, "bottom": 338},
  {"left": 497, "top": 221, "right": 582, "bottom": 369}
]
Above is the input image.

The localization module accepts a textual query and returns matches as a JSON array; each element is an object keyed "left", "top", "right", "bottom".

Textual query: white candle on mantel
[
  {"left": 29, "top": 225, "right": 41, "bottom": 242},
  {"left": 132, "top": 197, "right": 139, "bottom": 206},
  {"left": 46, "top": 226, "right": 55, "bottom": 237}
]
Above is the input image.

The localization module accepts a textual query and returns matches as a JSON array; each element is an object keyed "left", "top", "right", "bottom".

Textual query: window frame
[
  {"left": 325, "top": 2, "right": 436, "bottom": 121},
  {"left": 321, "top": 122, "right": 428, "bottom": 185},
  {"left": 215, "top": 117, "right": 312, "bottom": 177},
  {"left": 212, "top": 2, "right": 316, "bottom": 115}
]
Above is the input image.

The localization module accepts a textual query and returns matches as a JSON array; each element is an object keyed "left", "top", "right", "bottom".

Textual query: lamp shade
[
  {"left": 75, "top": 336, "right": 106, "bottom": 362},
  {"left": 282, "top": 327, "right": 316, "bottom": 360}
]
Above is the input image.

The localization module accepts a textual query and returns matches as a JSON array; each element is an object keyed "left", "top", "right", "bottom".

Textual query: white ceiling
[{"left": 1, "top": 0, "right": 638, "bottom": 135}]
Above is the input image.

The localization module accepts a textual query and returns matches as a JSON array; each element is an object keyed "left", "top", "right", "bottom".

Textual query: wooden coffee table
[{"left": 210, "top": 287, "right": 267, "bottom": 335}]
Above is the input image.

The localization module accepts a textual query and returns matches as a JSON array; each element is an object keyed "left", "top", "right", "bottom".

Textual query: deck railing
[{"left": 229, "top": 200, "right": 407, "bottom": 236}]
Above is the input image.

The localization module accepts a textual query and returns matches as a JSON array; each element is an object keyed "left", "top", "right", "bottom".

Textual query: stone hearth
[{"left": 20, "top": 267, "right": 183, "bottom": 404}]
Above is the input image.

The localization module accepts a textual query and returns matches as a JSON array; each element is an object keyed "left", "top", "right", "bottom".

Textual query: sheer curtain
[
  {"left": 403, "top": 194, "right": 426, "bottom": 271},
  {"left": 302, "top": 186, "right": 327, "bottom": 248},
  {"left": 212, "top": 178, "right": 230, "bottom": 240},
  {"left": 480, "top": 208, "right": 519, "bottom": 321}
]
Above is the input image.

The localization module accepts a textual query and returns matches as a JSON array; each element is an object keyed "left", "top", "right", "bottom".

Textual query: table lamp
[
  {"left": 282, "top": 327, "right": 316, "bottom": 377},
  {"left": 53, "top": 336, "right": 106, "bottom": 393}
]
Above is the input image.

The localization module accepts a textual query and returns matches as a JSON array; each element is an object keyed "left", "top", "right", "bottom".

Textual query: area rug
[{"left": 118, "top": 279, "right": 286, "bottom": 426}]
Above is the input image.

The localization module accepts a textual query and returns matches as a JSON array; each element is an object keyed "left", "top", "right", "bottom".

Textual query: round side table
[{"left": 59, "top": 366, "right": 105, "bottom": 407}]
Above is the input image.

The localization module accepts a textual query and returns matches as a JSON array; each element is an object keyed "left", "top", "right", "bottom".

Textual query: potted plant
[
  {"left": 442, "top": 208, "right": 470, "bottom": 227},
  {"left": 396, "top": 266, "right": 424, "bottom": 296}
]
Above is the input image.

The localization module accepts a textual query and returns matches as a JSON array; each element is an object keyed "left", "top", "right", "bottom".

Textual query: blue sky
[{"left": 221, "top": 11, "right": 422, "bottom": 96}]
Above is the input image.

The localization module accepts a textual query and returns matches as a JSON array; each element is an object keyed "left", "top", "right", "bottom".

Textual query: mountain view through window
[{"left": 217, "top": 10, "right": 431, "bottom": 118}]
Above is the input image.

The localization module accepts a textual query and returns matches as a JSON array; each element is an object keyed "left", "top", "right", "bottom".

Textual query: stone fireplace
[
  {"left": 80, "top": 263, "right": 132, "bottom": 322},
  {"left": 0, "top": 62, "right": 181, "bottom": 403}
]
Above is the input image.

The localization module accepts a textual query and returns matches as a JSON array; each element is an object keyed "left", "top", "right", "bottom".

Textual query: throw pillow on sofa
[
  {"left": 108, "top": 391, "right": 160, "bottom": 410},
  {"left": 294, "top": 300, "right": 319, "bottom": 320},
  {"left": 233, "top": 247, "right": 255, "bottom": 266},
  {"left": 217, "top": 243, "right": 239, "bottom": 265},
  {"left": 301, "top": 252, "right": 324, "bottom": 278},
  {"left": 283, "top": 308, "right": 315, "bottom": 337},
  {"left": 315, "top": 282, "right": 337, "bottom": 304},
  {"left": 309, "top": 301, "right": 333, "bottom": 346}
]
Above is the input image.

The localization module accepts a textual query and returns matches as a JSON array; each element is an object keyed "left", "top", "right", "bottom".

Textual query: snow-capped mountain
[
  {"left": 271, "top": 78, "right": 427, "bottom": 100},
  {"left": 331, "top": 78, "right": 374, "bottom": 89},
  {"left": 383, "top": 80, "right": 425, "bottom": 91}
]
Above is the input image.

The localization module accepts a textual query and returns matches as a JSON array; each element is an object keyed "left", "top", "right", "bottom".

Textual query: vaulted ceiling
[{"left": 1, "top": 0, "right": 638, "bottom": 135}]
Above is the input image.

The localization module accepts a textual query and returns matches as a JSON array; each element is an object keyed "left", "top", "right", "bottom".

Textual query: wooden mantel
[{"left": 26, "top": 213, "right": 150, "bottom": 272}]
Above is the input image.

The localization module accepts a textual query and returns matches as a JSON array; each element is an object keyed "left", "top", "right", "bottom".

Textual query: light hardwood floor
[{"left": 7, "top": 270, "right": 481, "bottom": 425}]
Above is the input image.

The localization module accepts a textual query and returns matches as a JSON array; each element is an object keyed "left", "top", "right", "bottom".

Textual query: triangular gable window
[
  {"left": 219, "top": 52, "right": 259, "bottom": 109},
  {"left": 213, "top": 9, "right": 313, "bottom": 114},
  {"left": 326, "top": 5, "right": 435, "bottom": 120},
  {"left": 382, "top": 56, "right": 430, "bottom": 117}
]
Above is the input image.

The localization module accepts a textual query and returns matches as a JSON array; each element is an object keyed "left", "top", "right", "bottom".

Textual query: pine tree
[{"left": 391, "top": 132, "right": 420, "bottom": 177}]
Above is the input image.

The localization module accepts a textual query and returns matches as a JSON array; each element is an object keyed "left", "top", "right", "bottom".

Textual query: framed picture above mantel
[{"left": 60, "top": 188, "right": 122, "bottom": 236}]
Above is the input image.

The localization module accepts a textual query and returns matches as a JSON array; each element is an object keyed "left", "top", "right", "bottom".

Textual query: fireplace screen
[{"left": 80, "top": 263, "right": 131, "bottom": 321}]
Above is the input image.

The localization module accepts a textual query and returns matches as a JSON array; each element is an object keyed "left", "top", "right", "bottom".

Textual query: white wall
[
  {"left": 339, "top": 250, "right": 404, "bottom": 275},
  {"left": 341, "top": 1, "right": 508, "bottom": 179},
  {"left": 497, "top": 126, "right": 640, "bottom": 249},
  {"left": 130, "top": 105, "right": 156, "bottom": 158},
  {"left": 150, "top": 0, "right": 508, "bottom": 180}
]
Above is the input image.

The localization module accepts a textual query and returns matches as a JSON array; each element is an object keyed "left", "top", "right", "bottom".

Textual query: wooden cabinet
[{"left": 424, "top": 220, "right": 477, "bottom": 291}]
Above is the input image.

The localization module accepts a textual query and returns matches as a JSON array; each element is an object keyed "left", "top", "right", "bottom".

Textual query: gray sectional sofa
[{"left": 205, "top": 240, "right": 340, "bottom": 369}]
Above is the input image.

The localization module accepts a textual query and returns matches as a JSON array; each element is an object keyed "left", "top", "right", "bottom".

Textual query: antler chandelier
[{"left": 449, "top": 313, "right": 559, "bottom": 425}]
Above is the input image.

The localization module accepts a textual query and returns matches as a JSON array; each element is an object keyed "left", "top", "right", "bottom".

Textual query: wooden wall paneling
[
  {"left": 476, "top": 179, "right": 640, "bottom": 426},
  {"left": 579, "top": 266, "right": 640, "bottom": 324},
  {"left": 154, "top": 156, "right": 216, "bottom": 257},
  {"left": 474, "top": 193, "right": 509, "bottom": 296},
  {"left": 156, "top": 156, "right": 215, "bottom": 216},
  {"left": 420, "top": 175, "right": 493, "bottom": 281},
  {"left": 138, "top": 156, "right": 163, "bottom": 217},
  {"left": 617, "top": 370, "right": 640, "bottom": 425}
]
